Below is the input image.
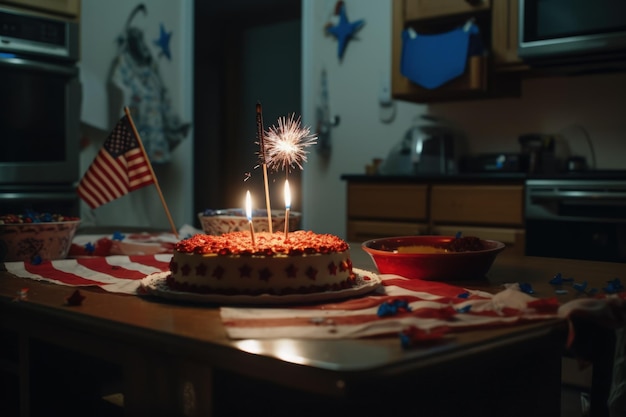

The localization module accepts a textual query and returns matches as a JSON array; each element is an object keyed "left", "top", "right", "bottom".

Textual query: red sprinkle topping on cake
[{"left": 175, "top": 230, "right": 349, "bottom": 256}]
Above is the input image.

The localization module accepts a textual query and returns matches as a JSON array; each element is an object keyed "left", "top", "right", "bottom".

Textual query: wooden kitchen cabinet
[
  {"left": 491, "top": 0, "right": 527, "bottom": 69},
  {"left": 346, "top": 182, "right": 429, "bottom": 241},
  {"left": 430, "top": 184, "right": 523, "bottom": 225},
  {"left": 404, "top": 0, "right": 491, "bottom": 21},
  {"left": 391, "top": 0, "right": 522, "bottom": 102},
  {"left": 345, "top": 177, "right": 525, "bottom": 252},
  {"left": 430, "top": 183, "right": 525, "bottom": 250},
  {"left": 348, "top": 183, "right": 428, "bottom": 219},
  {"left": 0, "top": 0, "right": 80, "bottom": 19}
]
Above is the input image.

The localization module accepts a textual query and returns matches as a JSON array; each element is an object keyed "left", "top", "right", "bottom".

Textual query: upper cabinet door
[
  {"left": 491, "top": 0, "right": 525, "bottom": 67},
  {"left": 0, "top": 0, "right": 81, "bottom": 18},
  {"left": 391, "top": 0, "right": 522, "bottom": 103},
  {"left": 405, "top": 0, "right": 491, "bottom": 21}
]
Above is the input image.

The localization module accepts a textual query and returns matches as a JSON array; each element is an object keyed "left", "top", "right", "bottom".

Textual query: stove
[{"left": 525, "top": 175, "right": 626, "bottom": 262}]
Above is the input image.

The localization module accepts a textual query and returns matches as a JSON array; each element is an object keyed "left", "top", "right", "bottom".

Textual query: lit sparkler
[{"left": 264, "top": 114, "right": 318, "bottom": 173}]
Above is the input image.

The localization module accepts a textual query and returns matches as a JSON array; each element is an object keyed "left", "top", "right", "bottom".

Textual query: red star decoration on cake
[
  {"left": 259, "top": 268, "right": 272, "bottom": 282},
  {"left": 212, "top": 265, "right": 225, "bottom": 280},
  {"left": 339, "top": 259, "right": 352, "bottom": 272},
  {"left": 286, "top": 264, "right": 298, "bottom": 278},
  {"left": 181, "top": 264, "right": 191, "bottom": 276},
  {"left": 327, "top": 262, "right": 338, "bottom": 275},
  {"left": 306, "top": 266, "right": 318, "bottom": 281},
  {"left": 195, "top": 263, "right": 208, "bottom": 276},
  {"left": 239, "top": 264, "right": 252, "bottom": 278}
]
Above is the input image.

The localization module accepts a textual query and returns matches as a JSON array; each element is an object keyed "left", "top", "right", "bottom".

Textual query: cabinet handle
[{"left": 465, "top": 0, "right": 484, "bottom": 6}]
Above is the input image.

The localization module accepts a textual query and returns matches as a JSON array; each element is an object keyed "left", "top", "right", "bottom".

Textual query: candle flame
[
  {"left": 246, "top": 190, "right": 252, "bottom": 221},
  {"left": 284, "top": 180, "right": 291, "bottom": 210}
]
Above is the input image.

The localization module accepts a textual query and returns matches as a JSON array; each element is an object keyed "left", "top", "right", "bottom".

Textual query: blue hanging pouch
[{"left": 400, "top": 22, "right": 479, "bottom": 90}]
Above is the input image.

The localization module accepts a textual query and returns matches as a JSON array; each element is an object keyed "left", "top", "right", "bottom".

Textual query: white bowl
[
  {"left": 198, "top": 209, "right": 301, "bottom": 235},
  {"left": 0, "top": 220, "right": 81, "bottom": 262}
]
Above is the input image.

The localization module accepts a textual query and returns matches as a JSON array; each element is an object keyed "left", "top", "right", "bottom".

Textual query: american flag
[{"left": 78, "top": 115, "right": 155, "bottom": 209}]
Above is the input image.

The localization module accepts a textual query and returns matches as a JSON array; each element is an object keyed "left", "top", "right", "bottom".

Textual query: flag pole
[{"left": 123, "top": 107, "right": 179, "bottom": 239}]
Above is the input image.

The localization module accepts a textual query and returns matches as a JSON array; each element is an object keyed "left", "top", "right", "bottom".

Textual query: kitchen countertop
[
  {"left": 341, "top": 170, "right": 626, "bottom": 183},
  {"left": 341, "top": 172, "right": 527, "bottom": 183}
]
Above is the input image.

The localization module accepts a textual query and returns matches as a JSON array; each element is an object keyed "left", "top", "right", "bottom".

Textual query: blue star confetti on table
[
  {"left": 377, "top": 299, "right": 412, "bottom": 317},
  {"left": 154, "top": 22, "right": 172, "bottom": 60},
  {"left": 326, "top": 1, "right": 365, "bottom": 60},
  {"left": 604, "top": 278, "right": 623, "bottom": 294},
  {"left": 519, "top": 282, "right": 535, "bottom": 294}
]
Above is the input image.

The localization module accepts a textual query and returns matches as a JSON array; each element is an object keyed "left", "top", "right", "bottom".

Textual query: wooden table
[{"left": 1, "top": 247, "right": 623, "bottom": 417}]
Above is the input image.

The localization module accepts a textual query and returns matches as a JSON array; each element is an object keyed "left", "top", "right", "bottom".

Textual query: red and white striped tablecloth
[
  {"left": 220, "top": 274, "right": 563, "bottom": 340},
  {"left": 5, "top": 257, "right": 624, "bottom": 342},
  {"left": 4, "top": 254, "right": 171, "bottom": 294}
]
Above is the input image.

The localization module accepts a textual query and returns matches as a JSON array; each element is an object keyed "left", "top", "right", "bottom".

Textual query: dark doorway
[{"left": 193, "top": 1, "right": 302, "bottom": 226}]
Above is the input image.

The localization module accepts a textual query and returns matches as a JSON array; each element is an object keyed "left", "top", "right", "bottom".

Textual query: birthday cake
[{"left": 167, "top": 230, "right": 355, "bottom": 295}]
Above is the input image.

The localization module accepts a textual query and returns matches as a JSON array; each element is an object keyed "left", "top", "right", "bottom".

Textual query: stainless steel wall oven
[
  {"left": 0, "top": 6, "right": 80, "bottom": 215},
  {"left": 525, "top": 178, "right": 626, "bottom": 263}
]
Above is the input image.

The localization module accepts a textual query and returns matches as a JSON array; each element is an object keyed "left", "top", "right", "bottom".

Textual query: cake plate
[{"left": 139, "top": 268, "right": 382, "bottom": 305}]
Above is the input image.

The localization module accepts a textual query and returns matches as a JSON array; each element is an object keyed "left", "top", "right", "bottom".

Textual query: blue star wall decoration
[
  {"left": 154, "top": 22, "right": 172, "bottom": 60},
  {"left": 325, "top": 1, "right": 365, "bottom": 60}
]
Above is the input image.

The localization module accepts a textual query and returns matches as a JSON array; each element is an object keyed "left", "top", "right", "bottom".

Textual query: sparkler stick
[{"left": 256, "top": 102, "right": 273, "bottom": 233}]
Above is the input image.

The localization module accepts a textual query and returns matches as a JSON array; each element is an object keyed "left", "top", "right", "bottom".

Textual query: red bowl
[{"left": 361, "top": 235, "right": 506, "bottom": 281}]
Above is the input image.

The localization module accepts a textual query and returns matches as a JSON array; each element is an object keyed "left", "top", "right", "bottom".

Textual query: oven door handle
[
  {"left": 0, "top": 55, "right": 77, "bottom": 77},
  {"left": 530, "top": 190, "right": 626, "bottom": 200},
  {"left": 0, "top": 190, "right": 78, "bottom": 201}
]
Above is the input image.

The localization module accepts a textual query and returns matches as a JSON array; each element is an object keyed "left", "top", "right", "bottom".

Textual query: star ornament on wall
[
  {"left": 325, "top": 1, "right": 365, "bottom": 60},
  {"left": 154, "top": 22, "right": 172, "bottom": 60}
]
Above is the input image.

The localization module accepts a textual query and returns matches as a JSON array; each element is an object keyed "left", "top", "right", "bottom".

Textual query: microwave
[{"left": 518, "top": 0, "right": 626, "bottom": 66}]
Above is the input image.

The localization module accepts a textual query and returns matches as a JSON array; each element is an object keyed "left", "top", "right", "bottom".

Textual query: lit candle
[
  {"left": 246, "top": 190, "right": 256, "bottom": 246},
  {"left": 284, "top": 180, "right": 291, "bottom": 239}
]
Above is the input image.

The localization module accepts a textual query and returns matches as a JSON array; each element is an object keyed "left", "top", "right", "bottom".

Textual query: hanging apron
[{"left": 109, "top": 50, "right": 190, "bottom": 164}]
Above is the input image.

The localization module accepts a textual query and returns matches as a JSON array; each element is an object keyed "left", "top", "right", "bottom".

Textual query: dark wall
[{"left": 193, "top": 1, "right": 301, "bottom": 224}]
